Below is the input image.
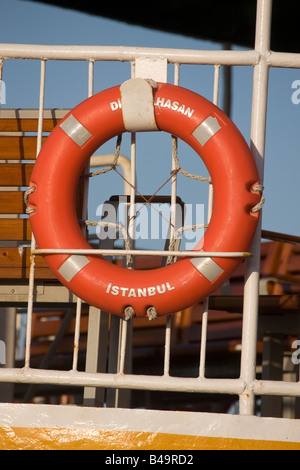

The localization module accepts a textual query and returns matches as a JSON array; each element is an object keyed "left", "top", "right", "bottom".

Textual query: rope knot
[
  {"left": 170, "top": 168, "right": 180, "bottom": 177},
  {"left": 24, "top": 186, "right": 36, "bottom": 214},
  {"left": 251, "top": 184, "right": 265, "bottom": 213}
]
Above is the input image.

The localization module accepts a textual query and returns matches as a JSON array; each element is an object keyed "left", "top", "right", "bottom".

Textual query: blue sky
[{"left": 1, "top": 0, "right": 300, "bottom": 247}]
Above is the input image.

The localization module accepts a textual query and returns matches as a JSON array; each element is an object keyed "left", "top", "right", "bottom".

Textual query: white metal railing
[{"left": 0, "top": 0, "right": 300, "bottom": 417}]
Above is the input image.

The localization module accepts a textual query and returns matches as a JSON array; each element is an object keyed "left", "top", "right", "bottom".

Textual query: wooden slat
[
  {"left": 0, "top": 109, "right": 68, "bottom": 132},
  {"left": 0, "top": 191, "right": 25, "bottom": 213},
  {"left": 0, "top": 118, "right": 57, "bottom": 133},
  {"left": 0, "top": 218, "right": 32, "bottom": 241},
  {"left": 0, "top": 173, "right": 84, "bottom": 216},
  {"left": 0, "top": 266, "right": 56, "bottom": 279},
  {"left": 0, "top": 163, "right": 34, "bottom": 186},
  {"left": 0, "top": 246, "right": 47, "bottom": 268},
  {"left": 0, "top": 247, "right": 55, "bottom": 279},
  {"left": 0, "top": 136, "right": 47, "bottom": 159}
]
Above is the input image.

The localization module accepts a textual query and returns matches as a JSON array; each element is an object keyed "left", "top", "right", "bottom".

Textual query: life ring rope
[{"left": 26, "top": 78, "right": 264, "bottom": 319}]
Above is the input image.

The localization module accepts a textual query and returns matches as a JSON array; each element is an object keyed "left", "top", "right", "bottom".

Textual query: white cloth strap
[{"left": 120, "top": 78, "right": 158, "bottom": 132}]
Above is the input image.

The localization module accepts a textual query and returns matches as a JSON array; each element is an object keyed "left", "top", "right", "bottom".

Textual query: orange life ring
[{"left": 27, "top": 79, "right": 262, "bottom": 319}]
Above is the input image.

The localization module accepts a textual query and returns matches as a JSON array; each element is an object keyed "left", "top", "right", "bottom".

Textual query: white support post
[{"left": 239, "top": 0, "right": 272, "bottom": 415}]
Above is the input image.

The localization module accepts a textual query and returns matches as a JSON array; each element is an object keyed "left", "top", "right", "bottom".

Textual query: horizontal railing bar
[
  {"left": 261, "top": 229, "right": 300, "bottom": 246},
  {"left": 0, "top": 367, "right": 245, "bottom": 395},
  {"left": 0, "top": 43, "right": 259, "bottom": 65},
  {"left": 1, "top": 368, "right": 299, "bottom": 399},
  {"left": 254, "top": 380, "right": 300, "bottom": 398},
  {"left": 267, "top": 51, "right": 300, "bottom": 68},
  {"left": 32, "top": 248, "right": 252, "bottom": 258},
  {"left": 2, "top": 45, "right": 300, "bottom": 69}
]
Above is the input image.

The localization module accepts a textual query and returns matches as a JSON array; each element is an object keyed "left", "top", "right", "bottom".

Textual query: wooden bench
[
  {"left": 0, "top": 109, "right": 92, "bottom": 280},
  {"left": 0, "top": 109, "right": 69, "bottom": 279}
]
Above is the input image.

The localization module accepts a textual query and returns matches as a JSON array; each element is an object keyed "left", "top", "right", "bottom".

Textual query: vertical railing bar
[
  {"left": 113, "top": 61, "right": 137, "bottom": 398},
  {"left": 82, "top": 58, "right": 94, "bottom": 218},
  {"left": 128, "top": 61, "right": 136, "bottom": 242},
  {"left": 120, "top": 61, "right": 137, "bottom": 370},
  {"left": 213, "top": 64, "right": 221, "bottom": 106},
  {"left": 239, "top": 0, "right": 272, "bottom": 415},
  {"left": 198, "top": 304, "right": 208, "bottom": 379},
  {"left": 163, "top": 316, "right": 172, "bottom": 376},
  {"left": 199, "top": 306, "right": 208, "bottom": 378},
  {"left": 163, "top": 64, "right": 180, "bottom": 377},
  {"left": 174, "top": 63, "right": 180, "bottom": 85},
  {"left": 72, "top": 297, "right": 82, "bottom": 371},
  {"left": 198, "top": 183, "right": 214, "bottom": 378},
  {"left": 88, "top": 59, "right": 94, "bottom": 97},
  {"left": 170, "top": 63, "right": 180, "bottom": 240},
  {"left": 118, "top": 318, "right": 128, "bottom": 375},
  {"left": 36, "top": 60, "right": 47, "bottom": 155},
  {"left": 72, "top": 59, "right": 95, "bottom": 372},
  {"left": 24, "top": 59, "right": 46, "bottom": 369},
  {"left": 199, "top": 64, "right": 219, "bottom": 378},
  {"left": 24, "top": 257, "right": 35, "bottom": 369}
]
